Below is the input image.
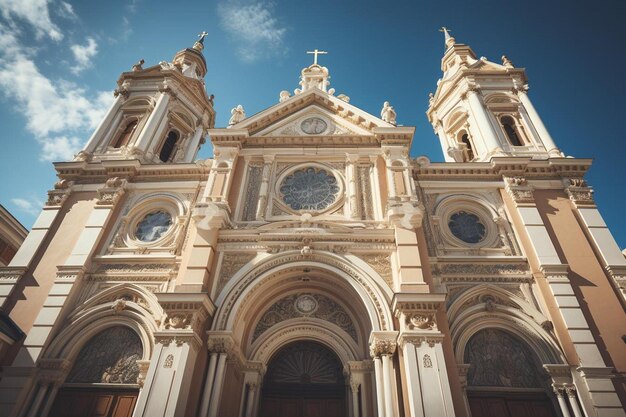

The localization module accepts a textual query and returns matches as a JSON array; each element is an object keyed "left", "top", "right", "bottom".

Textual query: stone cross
[{"left": 306, "top": 49, "right": 328, "bottom": 65}]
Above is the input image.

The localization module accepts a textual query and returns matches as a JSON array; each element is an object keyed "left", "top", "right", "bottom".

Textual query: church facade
[{"left": 0, "top": 31, "right": 625, "bottom": 417}]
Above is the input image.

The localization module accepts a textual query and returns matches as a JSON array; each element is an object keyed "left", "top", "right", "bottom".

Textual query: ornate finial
[
  {"left": 193, "top": 31, "right": 208, "bottom": 51},
  {"left": 501, "top": 55, "right": 514, "bottom": 68},
  {"left": 306, "top": 49, "right": 328, "bottom": 66},
  {"left": 439, "top": 27, "right": 456, "bottom": 48}
]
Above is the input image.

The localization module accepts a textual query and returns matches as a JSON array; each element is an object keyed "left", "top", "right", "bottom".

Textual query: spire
[
  {"left": 171, "top": 31, "right": 208, "bottom": 79},
  {"left": 440, "top": 27, "right": 456, "bottom": 49}
]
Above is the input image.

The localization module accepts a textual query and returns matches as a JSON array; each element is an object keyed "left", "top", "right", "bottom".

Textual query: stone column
[
  {"left": 198, "top": 332, "right": 238, "bottom": 417},
  {"left": 244, "top": 382, "right": 258, "bottom": 417},
  {"left": 373, "top": 357, "right": 385, "bottom": 417},
  {"left": 346, "top": 154, "right": 360, "bottom": 220},
  {"left": 350, "top": 381, "right": 360, "bottom": 417},
  {"left": 464, "top": 89, "right": 502, "bottom": 158},
  {"left": 134, "top": 91, "right": 170, "bottom": 153},
  {"left": 183, "top": 125, "right": 205, "bottom": 162},
  {"left": 565, "top": 385, "right": 584, "bottom": 417},
  {"left": 84, "top": 93, "right": 125, "bottom": 153},
  {"left": 370, "top": 332, "right": 399, "bottom": 417},
  {"left": 198, "top": 352, "right": 219, "bottom": 416},
  {"left": 516, "top": 89, "right": 559, "bottom": 155},
  {"left": 133, "top": 294, "right": 212, "bottom": 417},
  {"left": 255, "top": 155, "right": 274, "bottom": 220},
  {"left": 553, "top": 386, "right": 572, "bottom": 417}
]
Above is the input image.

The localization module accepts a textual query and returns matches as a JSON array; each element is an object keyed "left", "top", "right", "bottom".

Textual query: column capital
[
  {"left": 369, "top": 331, "right": 398, "bottom": 358},
  {"left": 46, "top": 179, "right": 75, "bottom": 207}
]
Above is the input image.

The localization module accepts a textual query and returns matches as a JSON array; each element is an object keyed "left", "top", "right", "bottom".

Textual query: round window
[
  {"left": 280, "top": 167, "right": 339, "bottom": 211},
  {"left": 135, "top": 211, "right": 173, "bottom": 242},
  {"left": 448, "top": 211, "right": 486, "bottom": 244}
]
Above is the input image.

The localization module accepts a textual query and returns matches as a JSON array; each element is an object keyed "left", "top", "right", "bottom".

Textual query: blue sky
[{"left": 0, "top": 0, "right": 625, "bottom": 249}]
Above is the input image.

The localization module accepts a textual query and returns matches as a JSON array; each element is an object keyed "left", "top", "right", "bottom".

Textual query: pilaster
[
  {"left": 133, "top": 293, "right": 213, "bottom": 417},
  {"left": 394, "top": 293, "right": 455, "bottom": 417}
]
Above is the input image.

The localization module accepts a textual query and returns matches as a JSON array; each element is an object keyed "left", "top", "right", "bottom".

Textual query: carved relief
[
  {"left": 242, "top": 164, "right": 262, "bottom": 221},
  {"left": 216, "top": 253, "right": 256, "bottom": 295},
  {"left": 163, "top": 354, "right": 174, "bottom": 368},
  {"left": 66, "top": 326, "right": 142, "bottom": 384},
  {"left": 253, "top": 293, "right": 357, "bottom": 342},
  {"left": 423, "top": 354, "right": 433, "bottom": 368},
  {"left": 358, "top": 165, "right": 374, "bottom": 220},
  {"left": 359, "top": 254, "right": 392, "bottom": 287}
]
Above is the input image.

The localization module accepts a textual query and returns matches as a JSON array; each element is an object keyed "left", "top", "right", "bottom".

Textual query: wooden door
[
  {"left": 49, "top": 388, "right": 138, "bottom": 417},
  {"left": 468, "top": 393, "right": 558, "bottom": 417}
]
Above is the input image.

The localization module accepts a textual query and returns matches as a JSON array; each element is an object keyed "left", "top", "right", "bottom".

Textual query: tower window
[
  {"left": 460, "top": 133, "right": 475, "bottom": 161},
  {"left": 112, "top": 119, "right": 138, "bottom": 148},
  {"left": 500, "top": 116, "right": 523, "bottom": 146},
  {"left": 159, "top": 130, "right": 179, "bottom": 162}
]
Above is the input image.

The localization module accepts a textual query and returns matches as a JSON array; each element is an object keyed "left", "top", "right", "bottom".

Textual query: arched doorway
[
  {"left": 465, "top": 329, "right": 559, "bottom": 417},
  {"left": 49, "top": 326, "right": 142, "bottom": 417},
  {"left": 260, "top": 341, "right": 347, "bottom": 417}
]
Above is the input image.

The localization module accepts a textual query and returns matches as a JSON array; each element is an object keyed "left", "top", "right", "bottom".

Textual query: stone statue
[
  {"left": 381, "top": 101, "right": 397, "bottom": 125},
  {"left": 279, "top": 90, "right": 290, "bottom": 103},
  {"left": 501, "top": 55, "right": 514, "bottom": 68},
  {"left": 132, "top": 59, "right": 144, "bottom": 72},
  {"left": 228, "top": 105, "right": 245, "bottom": 126}
]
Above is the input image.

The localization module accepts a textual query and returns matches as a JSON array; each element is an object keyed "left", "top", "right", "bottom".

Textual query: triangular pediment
[
  {"left": 254, "top": 104, "right": 371, "bottom": 137},
  {"left": 230, "top": 88, "right": 394, "bottom": 136}
]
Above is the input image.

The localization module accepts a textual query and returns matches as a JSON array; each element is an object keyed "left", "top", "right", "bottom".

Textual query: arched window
[
  {"left": 113, "top": 120, "right": 138, "bottom": 148},
  {"left": 159, "top": 130, "right": 179, "bottom": 162},
  {"left": 500, "top": 116, "right": 523, "bottom": 146},
  {"left": 460, "top": 133, "right": 475, "bottom": 161}
]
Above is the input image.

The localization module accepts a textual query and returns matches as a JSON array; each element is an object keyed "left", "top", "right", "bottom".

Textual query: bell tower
[
  {"left": 426, "top": 28, "right": 562, "bottom": 162},
  {"left": 76, "top": 33, "right": 215, "bottom": 164}
]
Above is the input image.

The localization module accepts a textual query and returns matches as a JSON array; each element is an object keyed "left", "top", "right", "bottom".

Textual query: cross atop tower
[
  {"left": 197, "top": 31, "right": 208, "bottom": 44},
  {"left": 306, "top": 49, "right": 328, "bottom": 65}
]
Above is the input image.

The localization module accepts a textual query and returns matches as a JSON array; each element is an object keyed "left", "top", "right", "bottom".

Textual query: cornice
[
  {"left": 413, "top": 157, "right": 592, "bottom": 181},
  {"left": 53, "top": 160, "right": 212, "bottom": 182}
]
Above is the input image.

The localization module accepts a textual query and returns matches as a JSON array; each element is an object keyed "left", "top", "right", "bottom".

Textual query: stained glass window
[
  {"left": 135, "top": 211, "right": 172, "bottom": 242},
  {"left": 280, "top": 167, "right": 339, "bottom": 211},
  {"left": 448, "top": 211, "right": 486, "bottom": 244}
]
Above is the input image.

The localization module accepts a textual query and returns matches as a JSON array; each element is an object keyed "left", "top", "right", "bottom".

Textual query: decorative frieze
[
  {"left": 358, "top": 253, "right": 393, "bottom": 287},
  {"left": 216, "top": 253, "right": 256, "bottom": 295},
  {"left": 97, "top": 177, "right": 128, "bottom": 206},
  {"left": 252, "top": 293, "right": 358, "bottom": 342},
  {"left": 504, "top": 176, "right": 534, "bottom": 205}
]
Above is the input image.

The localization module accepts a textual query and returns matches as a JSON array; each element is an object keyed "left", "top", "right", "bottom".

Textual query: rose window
[
  {"left": 135, "top": 211, "right": 173, "bottom": 242},
  {"left": 280, "top": 167, "right": 339, "bottom": 211},
  {"left": 448, "top": 211, "right": 486, "bottom": 244}
]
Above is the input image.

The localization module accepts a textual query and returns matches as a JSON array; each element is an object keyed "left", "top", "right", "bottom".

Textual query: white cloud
[
  {"left": 0, "top": 0, "right": 63, "bottom": 40},
  {"left": 0, "top": 24, "right": 114, "bottom": 161},
  {"left": 70, "top": 37, "right": 98, "bottom": 74},
  {"left": 218, "top": 1, "right": 286, "bottom": 63},
  {"left": 11, "top": 197, "right": 42, "bottom": 216},
  {"left": 57, "top": 1, "right": 77, "bottom": 20}
]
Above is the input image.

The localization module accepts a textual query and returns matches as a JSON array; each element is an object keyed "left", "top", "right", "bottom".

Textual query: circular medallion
[
  {"left": 294, "top": 294, "right": 318, "bottom": 315},
  {"left": 135, "top": 211, "right": 173, "bottom": 242},
  {"left": 448, "top": 211, "right": 486, "bottom": 244},
  {"left": 300, "top": 117, "right": 328, "bottom": 135},
  {"left": 280, "top": 167, "right": 339, "bottom": 211}
]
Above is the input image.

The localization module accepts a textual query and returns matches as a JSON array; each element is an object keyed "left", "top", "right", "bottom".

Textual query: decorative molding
[
  {"left": 358, "top": 253, "right": 392, "bottom": 287},
  {"left": 252, "top": 293, "right": 358, "bottom": 342},
  {"left": 216, "top": 253, "right": 256, "bottom": 295},
  {"left": 97, "top": 177, "right": 128, "bottom": 206}
]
